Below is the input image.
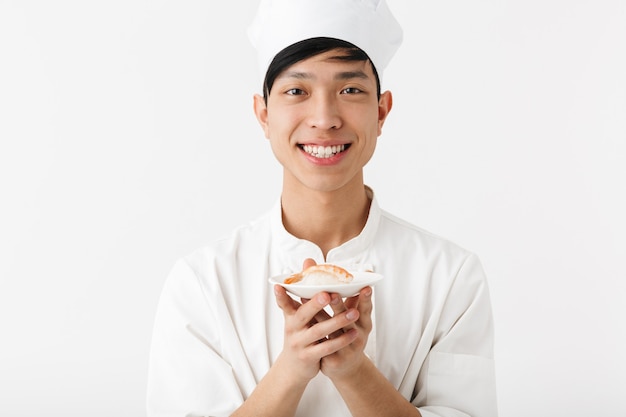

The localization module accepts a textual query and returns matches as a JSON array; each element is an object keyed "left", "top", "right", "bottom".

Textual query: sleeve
[
  {"left": 146, "top": 258, "right": 244, "bottom": 417},
  {"left": 415, "top": 254, "right": 499, "bottom": 417}
]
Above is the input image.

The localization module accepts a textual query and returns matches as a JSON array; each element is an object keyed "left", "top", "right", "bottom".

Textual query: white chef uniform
[{"left": 146, "top": 189, "right": 498, "bottom": 417}]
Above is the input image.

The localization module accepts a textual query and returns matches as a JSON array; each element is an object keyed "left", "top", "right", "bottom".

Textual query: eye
[
  {"left": 341, "top": 87, "right": 363, "bottom": 94},
  {"left": 285, "top": 88, "right": 306, "bottom": 96}
]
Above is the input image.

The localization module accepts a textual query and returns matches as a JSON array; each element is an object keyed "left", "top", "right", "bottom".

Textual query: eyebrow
[
  {"left": 334, "top": 70, "right": 369, "bottom": 81},
  {"left": 278, "top": 70, "right": 370, "bottom": 81}
]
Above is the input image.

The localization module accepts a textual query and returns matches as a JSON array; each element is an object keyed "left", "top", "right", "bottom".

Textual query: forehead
[{"left": 275, "top": 49, "right": 376, "bottom": 82}]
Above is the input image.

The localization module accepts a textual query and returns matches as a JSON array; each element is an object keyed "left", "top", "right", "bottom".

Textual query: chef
[{"left": 147, "top": 0, "right": 498, "bottom": 416}]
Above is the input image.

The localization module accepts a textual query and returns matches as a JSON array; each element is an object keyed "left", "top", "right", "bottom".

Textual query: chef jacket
[{"left": 147, "top": 189, "right": 498, "bottom": 417}]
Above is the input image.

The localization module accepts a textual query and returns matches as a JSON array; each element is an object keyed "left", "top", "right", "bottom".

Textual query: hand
[
  {"left": 293, "top": 259, "right": 375, "bottom": 380},
  {"left": 273, "top": 259, "right": 361, "bottom": 384},
  {"left": 320, "top": 285, "right": 373, "bottom": 380}
]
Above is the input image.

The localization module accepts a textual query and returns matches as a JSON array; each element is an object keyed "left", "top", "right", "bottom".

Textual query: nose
[{"left": 307, "top": 93, "right": 342, "bottom": 130}]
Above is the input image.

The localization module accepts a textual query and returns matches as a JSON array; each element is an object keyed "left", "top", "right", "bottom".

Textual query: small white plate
[{"left": 269, "top": 271, "right": 384, "bottom": 299}]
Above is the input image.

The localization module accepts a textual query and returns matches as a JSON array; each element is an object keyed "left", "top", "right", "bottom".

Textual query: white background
[{"left": 1, "top": 0, "right": 624, "bottom": 416}]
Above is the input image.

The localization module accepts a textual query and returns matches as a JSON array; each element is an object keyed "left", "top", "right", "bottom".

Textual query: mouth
[{"left": 298, "top": 144, "right": 351, "bottom": 159}]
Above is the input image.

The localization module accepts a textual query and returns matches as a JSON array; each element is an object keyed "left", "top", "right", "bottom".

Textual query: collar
[{"left": 270, "top": 186, "right": 381, "bottom": 274}]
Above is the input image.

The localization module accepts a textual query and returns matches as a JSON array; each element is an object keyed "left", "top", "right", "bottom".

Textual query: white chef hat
[{"left": 247, "top": 0, "right": 403, "bottom": 85}]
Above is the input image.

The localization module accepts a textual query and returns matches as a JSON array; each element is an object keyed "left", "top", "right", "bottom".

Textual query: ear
[
  {"left": 377, "top": 90, "right": 393, "bottom": 136},
  {"left": 253, "top": 94, "right": 270, "bottom": 139}
]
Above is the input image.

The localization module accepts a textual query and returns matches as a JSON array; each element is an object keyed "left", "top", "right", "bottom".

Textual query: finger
[
  {"left": 302, "top": 258, "right": 317, "bottom": 270},
  {"left": 344, "top": 285, "right": 372, "bottom": 309},
  {"left": 306, "top": 307, "right": 359, "bottom": 343},
  {"left": 354, "top": 286, "right": 373, "bottom": 330},
  {"left": 329, "top": 293, "right": 348, "bottom": 314},
  {"left": 327, "top": 293, "right": 355, "bottom": 338},
  {"left": 301, "top": 297, "right": 333, "bottom": 327},
  {"left": 293, "top": 291, "right": 331, "bottom": 329},
  {"left": 309, "top": 327, "right": 359, "bottom": 357},
  {"left": 274, "top": 284, "right": 301, "bottom": 315},
  {"left": 313, "top": 305, "right": 332, "bottom": 324},
  {"left": 343, "top": 291, "right": 360, "bottom": 310}
]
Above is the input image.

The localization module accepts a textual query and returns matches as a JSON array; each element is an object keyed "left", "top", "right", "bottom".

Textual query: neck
[{"left": 281, "top": 182, "right": 371, "bottom": 259}]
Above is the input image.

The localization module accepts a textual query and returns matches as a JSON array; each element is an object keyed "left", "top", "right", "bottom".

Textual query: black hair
[{"left": 262, "top": 37, "right": 381, "bottom": 103}]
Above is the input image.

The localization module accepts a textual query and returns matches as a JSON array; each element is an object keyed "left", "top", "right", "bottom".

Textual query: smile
[{"left": 299, "top": 144, "right": 350, "bottom": 158}]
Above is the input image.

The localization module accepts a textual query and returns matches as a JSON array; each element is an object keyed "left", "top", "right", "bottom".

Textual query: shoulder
[
  {"left": 157, "top": 209, "right": 275, "bottom": 319},
  {"left": 374, "top": 209, "right": 490, "bottom": 297},
  {"left": 374, "top": 210, "right": 491, "bottom": 319},
  {"left": 181, "top": 209, "right": 274, "bottom": 278}
]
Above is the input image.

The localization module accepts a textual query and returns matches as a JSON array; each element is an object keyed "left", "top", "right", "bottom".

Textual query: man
[{"left": 147, "top": 1, "right": 497, "bottom": 416}]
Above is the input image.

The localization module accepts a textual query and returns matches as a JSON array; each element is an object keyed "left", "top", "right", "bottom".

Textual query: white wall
[{"left": 1, "top": 1, "right": 624, "bottom": 415}]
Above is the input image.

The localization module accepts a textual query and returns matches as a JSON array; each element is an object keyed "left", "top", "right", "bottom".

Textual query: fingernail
[
  {"left": 346, "top": 309, "right": 358, "bottom": 320},
  {"left": 317, "top": 293, "right": 329, "bottom": 305},
  {"left": 330, "top": 295, "right": 340, "bottom": 305},
  {"left": 363, "top": 287, "right": 372, "bottom": 297}
]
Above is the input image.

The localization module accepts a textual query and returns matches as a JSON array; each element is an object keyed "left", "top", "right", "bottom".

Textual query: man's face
[{"left": 254, "top": 49, "right": 392, "bottom": 195}]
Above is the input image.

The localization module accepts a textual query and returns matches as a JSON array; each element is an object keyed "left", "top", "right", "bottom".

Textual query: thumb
[
  {"left": 302, "top": 258, "right": 317, "bottom": 270},
  {"left": 274, "top": 284, "right": 299, "bottom": 314}
]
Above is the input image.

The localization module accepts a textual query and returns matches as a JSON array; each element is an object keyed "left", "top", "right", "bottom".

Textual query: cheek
[
  {"left": 267, "top": 112, "right": 305, "bottom": 145},
  {"left": 348, "top": 105, "right": 379, "bottom": 127}
]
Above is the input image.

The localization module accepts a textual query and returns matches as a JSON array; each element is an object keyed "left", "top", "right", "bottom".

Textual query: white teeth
[{"left": 303, "top": 144, "right": 346, "bottom": 158}]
